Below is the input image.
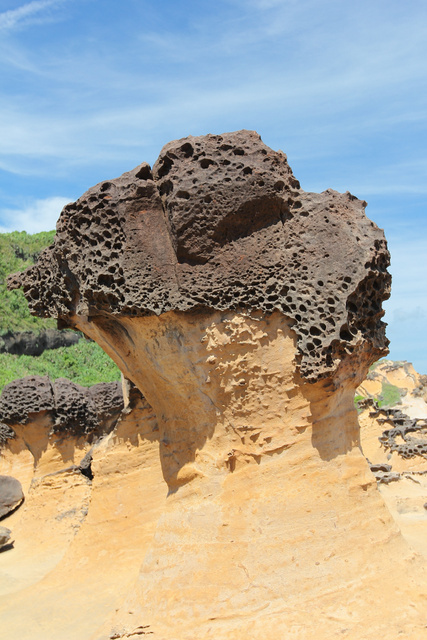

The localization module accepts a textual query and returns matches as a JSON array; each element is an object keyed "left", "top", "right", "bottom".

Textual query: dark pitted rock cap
[
  {"left": 8, "top": 130, "right": 391, "bottom": 381},
  {"left": 0, "top": 376, "right": 123, "bottom": 437}
]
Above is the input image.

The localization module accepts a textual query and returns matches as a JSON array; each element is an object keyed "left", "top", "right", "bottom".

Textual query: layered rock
[
  {"left": 0, "top": 379, "right": 164, "bottom": 635},
  {"left": 0, "top": 376, "right": 125, "bottom": 592},
  {"left": 3, "top": 131, "right": 426, "bottom": 640},
  {"left": 359, "top": 392, "right": 427, "bottom": 558}
]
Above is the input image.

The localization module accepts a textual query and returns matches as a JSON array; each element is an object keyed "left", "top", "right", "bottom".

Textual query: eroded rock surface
[
  {"left": 9, "top": 130, "right": 390, "bottom": 382},
  {"left": 359, "top": 390, "right": 427, "bottom": 558},
  {"left": 0, "top": 380, "right": 163, "bottom": 636},
  {"left": 0, "top": 376, "right": 123, "bottom": 438}
]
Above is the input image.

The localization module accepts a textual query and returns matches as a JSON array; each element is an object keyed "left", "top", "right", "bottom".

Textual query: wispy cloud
[
  {"left": 0, "top": 196, "right": 70, "bottom": 233},
  {"left": 0, "top": 0, "right": 63, "bottom": 32}
]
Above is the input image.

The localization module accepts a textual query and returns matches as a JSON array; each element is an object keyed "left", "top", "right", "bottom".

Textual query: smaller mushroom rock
[{"left": 0, "top": 376, "right": 123, "bottom": 438}]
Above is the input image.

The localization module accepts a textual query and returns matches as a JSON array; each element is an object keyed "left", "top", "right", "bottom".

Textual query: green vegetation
[
  {"left": 377, "top": 382, "right": 402, "bottom": 408},
  {"left": 0, "top": 338, "right": 120, "bottom": 389},
  {"left": 0, "top": 230, "right": 121, "bottom": 391},
  {"left": 354, "top": 394, "right": 364, "bottom": 411},
  {"left": 0, "top": 230, "right": 56, "bottom": 333}
]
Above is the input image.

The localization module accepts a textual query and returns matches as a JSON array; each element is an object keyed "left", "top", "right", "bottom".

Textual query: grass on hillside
[
  {"left": 0, "top": 339, "right": 121, "bottom": 390},
  {"left": 377, "top": 382, "right": 402, "bottom": 408},
  {"left": 0, "top": 230, "right": 56, "bottom": 334}
]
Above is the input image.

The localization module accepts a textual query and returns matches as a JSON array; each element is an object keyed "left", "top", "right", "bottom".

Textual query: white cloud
[
  {"left": 0, "top": 0, "right": 63, "bottom": 32},
  {"left": 0, "top": 196, "right": 71, "bottom": 233}
]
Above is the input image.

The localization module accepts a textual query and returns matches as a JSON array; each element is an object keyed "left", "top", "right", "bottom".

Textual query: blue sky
[{"left": 0, "top": 0, "right": 426, "bottom": 372}]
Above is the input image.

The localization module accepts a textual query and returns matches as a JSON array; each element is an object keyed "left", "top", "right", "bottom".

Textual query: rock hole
[
  {"left": 157, "top": 155, "right": 174, "bottom": 178},
  {"left": 176, "top": 190, "right": 191, "bottom": 200},
  {"left": 159, "top": 180, "right": 173, "bottom": 196},
  {"left": 180, "top": 142, "right": 194, "bottom": 158},
  {"left": 340, "top": 326, "right": 353, "bottom": 341},
  {"left": 200, "top": 158, "right": 215, "bottom": 169},
  {"left": 135, "top": 164, "right": 153, "bottom": 180}
]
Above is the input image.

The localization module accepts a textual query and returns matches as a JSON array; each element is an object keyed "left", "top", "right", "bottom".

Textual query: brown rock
[
  {"left": 0, "top": 376, "right": 123, "bottom": 438},
  {"left": 9, "top": 130, "right": 390, "bottom": 382},
  {"left": 0, "top": 328, "right": 81, "bottom": 356}
]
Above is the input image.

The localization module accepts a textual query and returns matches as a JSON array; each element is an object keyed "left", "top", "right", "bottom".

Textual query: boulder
[
  {"left": 0, "top": 525, "right": 12, "bottom": 548},
  {"left": 0, "top": 475, "right": 24, "bottom": 519}
]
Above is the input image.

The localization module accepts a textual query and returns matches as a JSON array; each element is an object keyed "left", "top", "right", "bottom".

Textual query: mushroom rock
[
  {"left": 7, "top": 131, "right": 427, "bottom": 639},
  {"left": 0, "top": 376, "right": 123, "bottom": 438}
]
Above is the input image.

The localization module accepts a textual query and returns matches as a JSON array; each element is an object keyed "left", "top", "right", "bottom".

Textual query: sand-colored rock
[
  {"left": 73, "top": 310, "right": 425, "bottom": 640},
  {"left": 0, "top": 388, "right": 166, "bottom": 638},
  {"left": 357, "top": 359, "right": 427, "bottom": 418},
  {"left": 3, "top": 312, "right": 423, "bottom": 639},
  {"left": 4, "top": 131, "right": 427, "bottom": 638},
  {"left": 359, "top": 393, "right": 427, "bottom": 561}
]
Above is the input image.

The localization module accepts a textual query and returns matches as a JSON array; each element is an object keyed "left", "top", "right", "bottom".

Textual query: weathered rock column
[{"left": 9, "top": 131, "right": 427, "bottom": 639}]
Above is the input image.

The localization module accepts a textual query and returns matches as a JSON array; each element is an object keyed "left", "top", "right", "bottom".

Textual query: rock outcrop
[
  {"left": 357, "top": 358, "right": 427, "bottom": 417},
  {"left": 0, "top": 379, "right": 163, "bottom": 637},
  {"left": 0, "top": 328, "right": 81, "bottom": 356},
  {"left": 359, "top": 391, "right": 427, "bottom": 558},
  {"left": 0, "top": 376, "right": 123, "bottom": 438},
  {"left": 3, "top": 131, "right": 426, "bottom": 640}
]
